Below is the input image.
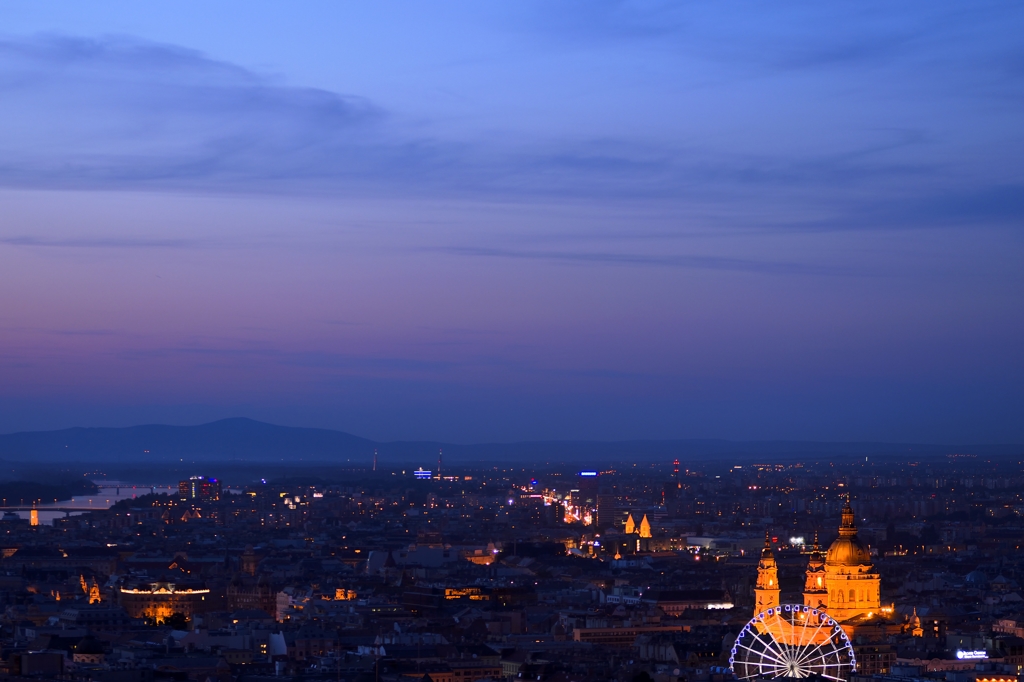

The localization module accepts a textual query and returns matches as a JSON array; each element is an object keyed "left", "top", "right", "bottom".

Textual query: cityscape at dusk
[{"left": 0, "top": 2, "right": 1022, "bottom": 682}]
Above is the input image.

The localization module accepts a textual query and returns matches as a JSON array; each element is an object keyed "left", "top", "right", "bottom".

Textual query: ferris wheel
[{"left": 729, "top": 605, "right": 856, "bottom": 681}]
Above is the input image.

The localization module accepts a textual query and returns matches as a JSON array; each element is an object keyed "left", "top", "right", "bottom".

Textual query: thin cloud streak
[
  {"left": 431, "top": 245, "right": 864, "bottom": 277},
  {"left": 0, "top": 235, "right": 201, "bottom": 249}
]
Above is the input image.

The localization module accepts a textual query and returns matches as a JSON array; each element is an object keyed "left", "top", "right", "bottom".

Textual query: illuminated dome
[
  {"left": 825, "top": 535, "right": 871, "bottom": 566},
  {"left": 825, "top": 497, "right": 872, "bottom": 567}
]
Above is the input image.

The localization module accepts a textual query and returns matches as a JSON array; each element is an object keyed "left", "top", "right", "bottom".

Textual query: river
[{"left": 6, "top": 481, "right": 178, "bottom": 526}]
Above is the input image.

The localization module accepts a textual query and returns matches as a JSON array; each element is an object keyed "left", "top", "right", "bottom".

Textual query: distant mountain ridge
[
  {"left": 0, "top": 418, "right": 373, "bottom": 463},
  {"left": 0, "top": 418, "right": 1019, "bottom": 464}
]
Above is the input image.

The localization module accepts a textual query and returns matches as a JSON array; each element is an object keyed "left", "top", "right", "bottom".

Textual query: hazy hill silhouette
[
  {"left": 0, "top": 418, "right": 1020, "bottom": 465},
  {"left": 0, "top": 418, "right": 373, "bottom": 463}
]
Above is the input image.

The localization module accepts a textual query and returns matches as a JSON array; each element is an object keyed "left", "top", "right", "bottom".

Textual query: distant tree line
[
  {"left": 110, "top": 492, "right": 174, "bottom": 511},
  {"left": 0, "top": 479, "right": 99, "bottom": 505}
]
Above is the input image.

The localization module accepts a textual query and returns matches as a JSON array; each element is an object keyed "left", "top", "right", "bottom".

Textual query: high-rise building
[
  {"left": 178, "top": 476, "right": 221, "bottom": 503},
  {"left": 576, "top": 470, "right": 600, "bottom": 525}
]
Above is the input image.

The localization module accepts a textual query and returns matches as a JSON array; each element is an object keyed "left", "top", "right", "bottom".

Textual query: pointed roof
[
  {"left": 624, "top": 513, "right": 636, "bottom": 535},
  {"left": 759, "top": 531, "right": 776, "bottom": 567},
  {"left": 807, "top": 530, "right": 824, "bottom": 568},
  {"left": 639, "top": 514, "right": 652, "bottom": 538},
  {"left": 839, "top": 493, "right": 856, "bottom": 535}
]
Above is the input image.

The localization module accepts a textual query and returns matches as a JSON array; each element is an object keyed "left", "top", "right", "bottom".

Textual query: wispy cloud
[
  {"left": 0, "top": 235, "right": 200, "bottom": 249},
  {"left": 0, "top": 29, "right": 1019, "bottom": 236},
  {"left": 0, "top": 35, "right": 381, "bottom": 190},
  {"left": 111, "top": 343, "right": 463, "bottom": 379},
  {"left": 0, "top": 33, "right": 950, "bottom": 198},
  {"left": 511, "top": 1, "right": 1016, "bottom": 74},
  {"left": 429, "top": 245, "right": 857, "bottom": 276}
]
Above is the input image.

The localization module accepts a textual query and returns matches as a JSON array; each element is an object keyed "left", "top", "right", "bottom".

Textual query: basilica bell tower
[
  {"left": 802, "top": 531, "right": 827, "bottom": 610},
  {"left": 754, "top": 532, "right": 780, "bottom": 617}
]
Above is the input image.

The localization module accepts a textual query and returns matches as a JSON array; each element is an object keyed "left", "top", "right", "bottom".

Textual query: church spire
[
  {"left": 911, "top": 606, "right": 923, "bottom": 637},
  {"left": 808, "top": 529, "right": 824, "bottom": 566},
  {"left": 760, "top": 530, "right": 775, "bottom": 564},
  {"left": 803, "top": 529, "right": 827, "bottom": 609},
  {"left": 839, "top": 494, "right": 856, "bottom": 536}
]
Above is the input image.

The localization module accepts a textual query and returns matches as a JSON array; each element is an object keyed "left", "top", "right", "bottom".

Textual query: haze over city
[{"left": 1, "top": 2, "right": 1022, "bottom": 444}]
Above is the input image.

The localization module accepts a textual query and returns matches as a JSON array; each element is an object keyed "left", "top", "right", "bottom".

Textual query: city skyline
[
  {"left": 0, "top": 449, "right": 1022, "bottom": 680},
  {"left": 1, "top": 3, "right": 1022, "bottom": 444}
]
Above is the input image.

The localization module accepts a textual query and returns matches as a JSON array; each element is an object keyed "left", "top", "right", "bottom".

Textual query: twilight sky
[{"left": 0, "top": 2, "right": 1022, "bottom": 443}]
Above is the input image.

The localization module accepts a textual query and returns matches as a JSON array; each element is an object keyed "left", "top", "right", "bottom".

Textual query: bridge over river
[{"left": 0, "top": 484, "right": 177, "bottom": 524}]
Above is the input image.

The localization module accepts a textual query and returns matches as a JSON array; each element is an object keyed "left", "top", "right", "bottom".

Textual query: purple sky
[{"left": 0, "top": 2, "right": 1022, "bottom": 443}]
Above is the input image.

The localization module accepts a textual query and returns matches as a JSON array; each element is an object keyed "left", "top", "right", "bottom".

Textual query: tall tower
[
  {"left": 754, "top": 532, "right": 781, "bottom": 617},
  {"left": 241, "top": 545, "right": 258, "bottom": 576},
  {"left": 803, "top": 530, "right": 827, "bottom": 609},
  {"left": 373, "top": 449, "right": 377, "bottom": 472},
  {"left": 437, "top": 449, "right": 442, "bottom": 479},
  {"left": 664, "top": 459, "right": 682, "bottom": 505},
  {"left": 823, "top": 496, "right": 880, "bottom": 621}
]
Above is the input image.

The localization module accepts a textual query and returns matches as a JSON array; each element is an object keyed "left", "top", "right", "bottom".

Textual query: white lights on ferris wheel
[{"left": 729, "top": 604, "right": 857, "bottom": 681}]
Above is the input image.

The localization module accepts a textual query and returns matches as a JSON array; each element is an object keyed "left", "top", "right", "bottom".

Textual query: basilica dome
[
  {"left": 825, "top": 534, "right": 871, "bottom": 566},
  {"left": 825, "top": 496, "right": 873, "bottom": 567}
]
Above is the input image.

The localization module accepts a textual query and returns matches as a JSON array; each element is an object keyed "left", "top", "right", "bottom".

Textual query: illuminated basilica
[{"left": 755, "top": 497, "right": 881, "bottom": 623}]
